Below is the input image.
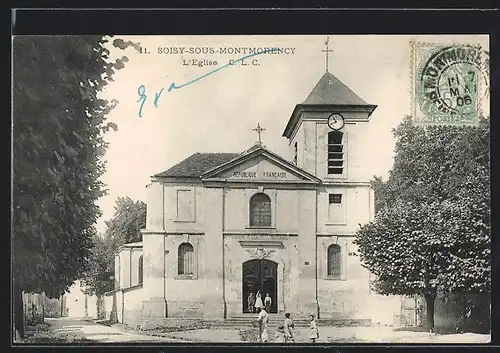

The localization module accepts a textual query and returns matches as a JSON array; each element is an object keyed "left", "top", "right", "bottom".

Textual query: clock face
[{"left": 327, "top": 113, "right": 345, "bottom": 130}]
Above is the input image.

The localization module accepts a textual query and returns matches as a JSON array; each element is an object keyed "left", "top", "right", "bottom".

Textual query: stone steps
[
  {"left": 217, "top": 314, "right": 308, "bottom": 328},
  {"left": 213, "top": 315, "right": 371, "bottom": 328}
]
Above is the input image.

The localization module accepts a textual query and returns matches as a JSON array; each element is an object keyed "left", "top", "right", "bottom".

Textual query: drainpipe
[
  {"left": 222, "top": 187, "right": 227, "bottom": 319},
  {"left": 315, "top": 189, "right": 320, "bottom": 319},
  {"left": 121, "top": 290, "right": 125, "bottom": 324},
  {"left": 129, "top": 249, "right": 133, "bottom": 286}
]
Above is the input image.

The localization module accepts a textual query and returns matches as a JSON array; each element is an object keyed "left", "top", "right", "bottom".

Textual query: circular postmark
[{"left": 416, "top": 45, "right": 489, "bottom": 123}]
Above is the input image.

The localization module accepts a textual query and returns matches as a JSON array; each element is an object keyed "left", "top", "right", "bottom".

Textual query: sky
[{"left": 96, "top": 34, "right": 489, "bottom": 234}]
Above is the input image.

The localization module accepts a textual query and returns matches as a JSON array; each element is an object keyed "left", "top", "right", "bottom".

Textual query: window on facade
[
  {"left": 327, "top": 244, "right": 341, "bottom": 277},
  {"left": 329, "top": 194, "right": 342, "bottom": 204},
  {"left": 178, "top": 242, "right": 194, "bottom": 275},
  {"left": 177, "top": 189, "right": 194, "bottom": 221},
  {"left": 328, "top": 131, "right": 344, "bottom": 175},
  {"left": 249, "top": 193, "right": 272, "bottom": 227},
  {"left": 328, "top": 192, "right": 346, "bottom": 224},
  {"left": 293, "top": 142, "right": 298, "bottom": 165},
  {"left": 138, "top": 256, "right": 143, "bottom": 285}
]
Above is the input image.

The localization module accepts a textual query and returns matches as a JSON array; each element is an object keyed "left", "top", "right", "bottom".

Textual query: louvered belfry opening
[{"left": 328, "top": 131, "right": 344, "bottom": 175}]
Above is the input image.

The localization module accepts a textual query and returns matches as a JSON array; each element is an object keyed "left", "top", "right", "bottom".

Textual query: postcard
[{"left": 13, "top": 34, "right": 490, "bottom": 344}]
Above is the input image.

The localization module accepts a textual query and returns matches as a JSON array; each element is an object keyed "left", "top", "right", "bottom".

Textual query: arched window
[
  {"left": 328, "top": 131, "right": 344, "bottom": 175},
  {"left": 138, "top": 255, "right": 143, "bottom": 285},
  {"left": 327, "top": 244, "right": 341, "bottom": 277},
  {"left": 178, "top": 243, "right": 194, "bottom": 275},
  {"left": 249, "top": 193, "right": 272, "bottom": 227}
]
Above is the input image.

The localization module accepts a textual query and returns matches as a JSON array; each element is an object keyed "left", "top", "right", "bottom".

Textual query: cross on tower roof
[
  {"left": 321, "top": 36, "right": 333, "bottom": 73},
  {"left": 252, "top": 123, "right": 266, "bottom": 146}
]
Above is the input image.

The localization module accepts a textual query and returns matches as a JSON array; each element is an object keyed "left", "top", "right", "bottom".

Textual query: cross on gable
[
  {"left": 252, "top": 123, "right": 266, "bottom": 146},
  {"left": 321, "top": 36, "right": 333, "bottom": 72}
]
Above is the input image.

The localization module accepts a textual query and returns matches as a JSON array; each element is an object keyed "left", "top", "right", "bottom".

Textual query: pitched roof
[
  {"left": 118, "top": 241, "right": 143, "bottom": 253},
  {"left": 302, "top": 71, "right": 370, "bottom": 106},
  {"left": 154, "top": 152, "right": 240, "bottom": 178},
  {"left": 122, "top": 241, "right": 143, "bottom": 248},
  {"left": 201, "top": 145, "right": 321, "bottom": 183}
]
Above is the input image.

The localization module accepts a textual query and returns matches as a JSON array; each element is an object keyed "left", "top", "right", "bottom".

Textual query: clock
[{"left": 327, "top": 113, "right": 345, "bottom": 130}]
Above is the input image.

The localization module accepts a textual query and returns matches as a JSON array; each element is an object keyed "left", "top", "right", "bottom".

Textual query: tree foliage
[
  {"left": 12, "top": 35, "right": 136, "bottom": 337},
  {"left": 81, "top": 234, "right": 118, "bottom": 297},
  {"left": 14, "top": 36, "right": 125, "bottom": 297},
  {"left": 354, "top": 116, "right": 490, "bottom": 327},
  {"left": 105, "top": 197, "right": 146, "bottom": 245},
  {"left": 82, "top": 197, "right": 146, "bottom": 295}
]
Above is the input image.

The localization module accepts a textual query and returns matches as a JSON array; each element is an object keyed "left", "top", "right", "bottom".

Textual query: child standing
[
  {"left": 309, "top": 314, "right": 319, "bottom": 343},
  {"left": 275, "top": 325, "right": 286, "bottom": 343},
  {"left": 264, "top": 293, "right": 272, "bottom": 312},
  {"left": 284, "top": 313, "right": 295, "bottom": 342}
]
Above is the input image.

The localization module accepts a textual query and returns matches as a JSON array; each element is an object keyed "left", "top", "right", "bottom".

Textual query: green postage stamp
[{"left": 411, "top": 42, "right": 489, "bottom": 125}]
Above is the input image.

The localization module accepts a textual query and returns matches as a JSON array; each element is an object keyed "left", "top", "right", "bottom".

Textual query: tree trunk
[
  {"left": 13, "top": 281, "right": 24, "bottom": 340},
  {"left": 60, "top": 294, "right": 64, "bottom": 317},
  {"left": 424, "top": 293, "right": 436, "bottom": 332},
  {"left": 41, "top": 293, "right": 45, "bottom": 320}
]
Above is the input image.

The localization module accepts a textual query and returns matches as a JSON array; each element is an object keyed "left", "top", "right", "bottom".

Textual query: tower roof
[
  {"left": 282, "top": 72, "right": 377, "bottom": 138},
  {"left": 302, "top": 71, "right": 370, "bottom": 106}
]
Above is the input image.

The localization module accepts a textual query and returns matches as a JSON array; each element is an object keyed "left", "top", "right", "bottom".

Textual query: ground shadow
[
  {"left": 393, "top": 326, "right": 429, "bottom": 333},
  {"left": 393, "top": 326, "right": 489, "bottom": 335}
]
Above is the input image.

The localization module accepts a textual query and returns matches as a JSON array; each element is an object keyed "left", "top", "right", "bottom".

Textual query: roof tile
[
  {"left": 154, "top": 152, "right": 240, "bottom": 178},
  {"left": 303, "top": 72, "right": 370, "bottom": 106}
]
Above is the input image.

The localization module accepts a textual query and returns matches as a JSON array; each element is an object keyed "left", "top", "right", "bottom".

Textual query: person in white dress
[
  {"left": 257, "top": 307, "right": 269, "bottom": 342},
  {"left": 309, "top": 314, "right": 319, "bottom": 343},
  {"left": 254, "top": 290, "right": 263, "bottom": 311}
]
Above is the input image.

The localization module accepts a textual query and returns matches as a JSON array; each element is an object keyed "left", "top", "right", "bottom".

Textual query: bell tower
[
  {"left": 281, "top": 38, "right": 378, "bottom": 320},
  {"left": 282, "top": 39, "right": 377, "bottom": 181}
]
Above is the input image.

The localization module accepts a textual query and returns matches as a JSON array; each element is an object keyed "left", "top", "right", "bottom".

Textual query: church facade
[{"left": 110, "top": 70, "right": 403, "bottom": 328}]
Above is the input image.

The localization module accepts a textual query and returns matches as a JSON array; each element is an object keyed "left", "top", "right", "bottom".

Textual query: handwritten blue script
[{"left": 136, "top": 48, "right": 277, "bottom": 117}]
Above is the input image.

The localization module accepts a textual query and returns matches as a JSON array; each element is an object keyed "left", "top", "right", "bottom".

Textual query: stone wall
[
  {"left": 316, "top": 235, "right": 372, "bottom": 320},
  {"left": 163, "top": 187, "right": 225, "bottom": 319},
  {"left": 428, "top": 292, "right": 490, "bottom": 333},
  {"left": 22, "top": 293, "right": 45, "bottom": 325},
  {"left": 122, "top": 285, "right": 144, "bottom": 328},
  {"left": 104, "top": 291, "right": 117, "bottom": 322},
  {"left": 64, "top": 280, "right": 102, "bottom": 319},
  {"left": 43, "top": 296, "right": 64, "bottom": 318}
]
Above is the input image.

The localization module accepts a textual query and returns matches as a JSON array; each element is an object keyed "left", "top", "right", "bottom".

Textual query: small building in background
[{"left": 64, "top": 280, "right": 103, "bottom": 320}]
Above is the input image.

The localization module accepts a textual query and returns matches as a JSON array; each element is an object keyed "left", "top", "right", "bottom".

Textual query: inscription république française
[{"left": 232, "top": 171, "right": 287, "bottom": 179}]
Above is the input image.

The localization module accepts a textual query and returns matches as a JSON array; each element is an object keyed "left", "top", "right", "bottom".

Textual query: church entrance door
[{"left": 242, "top": 259, "right": 278, "bottom": 314}]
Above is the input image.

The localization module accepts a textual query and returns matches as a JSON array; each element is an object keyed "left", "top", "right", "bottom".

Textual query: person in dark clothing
[{"left": 248, "top": 292, "right": 255, "bottom": 313}]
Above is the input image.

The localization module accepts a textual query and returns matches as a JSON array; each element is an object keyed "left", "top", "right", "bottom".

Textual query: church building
[{"left": 109, "top": 52, "right": 403, "bottom": 328}]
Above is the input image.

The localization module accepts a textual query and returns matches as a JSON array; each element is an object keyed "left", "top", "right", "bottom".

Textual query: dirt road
[{"left": 37, "top": 317, "right": 185, "bottom": 343}]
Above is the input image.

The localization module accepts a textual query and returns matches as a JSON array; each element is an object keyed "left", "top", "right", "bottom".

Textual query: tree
[
  {"left": 354, "top": 116, "right": 490, "bottom": 330},
  {"left": 12, "top": 36, "right": 135, "bottom": 339},
  {"left": 105, "top": 197, "right": 147, "bottom": 245},
  {"left": 81, "top": 197, "right": 146, "bottom": 296},
  {"left": 81, "top": 234, "right": 117, "bottom": 297}
]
